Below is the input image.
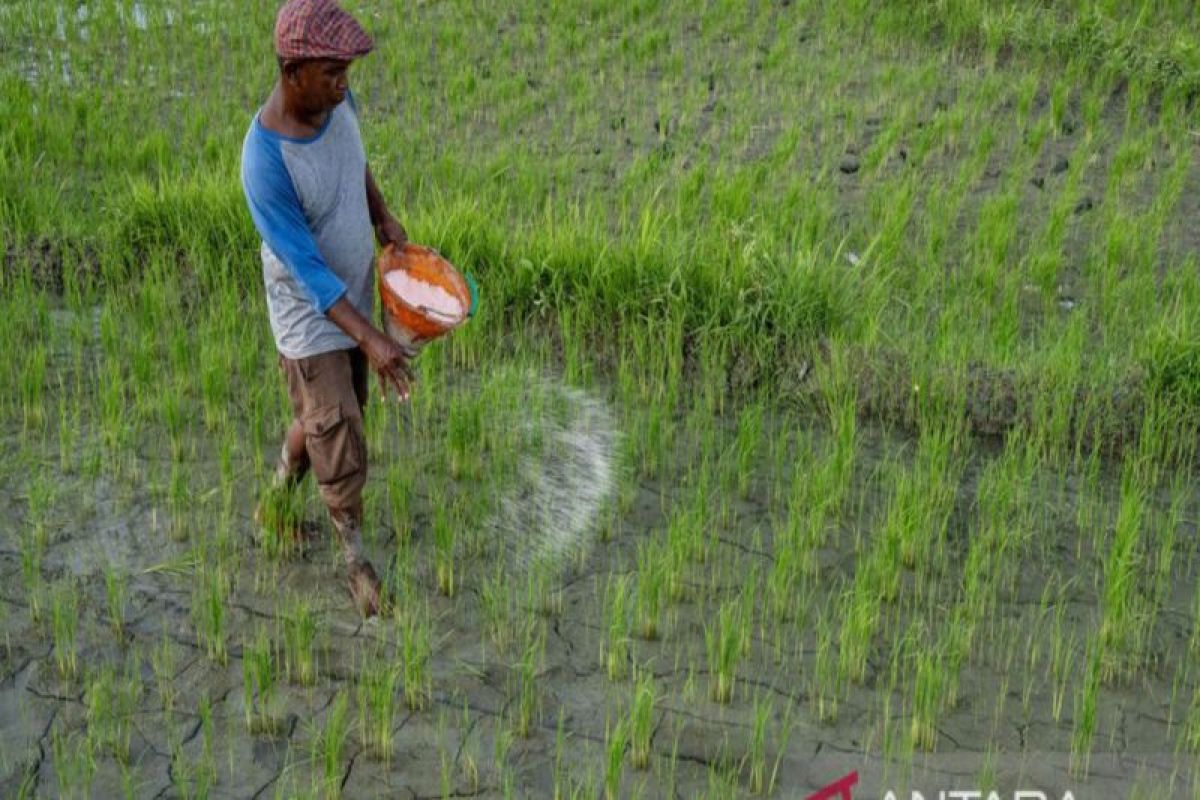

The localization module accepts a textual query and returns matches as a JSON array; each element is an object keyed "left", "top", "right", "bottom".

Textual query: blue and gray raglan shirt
[{"left": 240, "top": 93, "right": 375, "bottom": 360}]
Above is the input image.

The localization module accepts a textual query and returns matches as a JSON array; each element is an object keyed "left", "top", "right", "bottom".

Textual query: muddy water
[{"left": 0, "top": 374, "right": 1197, "bottom": 799}]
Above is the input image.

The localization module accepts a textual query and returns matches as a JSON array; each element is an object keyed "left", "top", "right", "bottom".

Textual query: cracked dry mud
[{"left": 1, "top": 411, "right": 1198, "bottom": 799}]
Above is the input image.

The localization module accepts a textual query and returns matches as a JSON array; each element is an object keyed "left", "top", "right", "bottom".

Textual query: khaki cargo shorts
[{"left": 280, "top": 348, "right": 370, "bottom": 512}]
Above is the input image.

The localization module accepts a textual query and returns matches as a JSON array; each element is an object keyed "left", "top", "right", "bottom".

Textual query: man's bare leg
[
  {"left": 330, "top": 506, "right": 382, "bottom": 617},
  {"left": 279, "top": 418, "right": 310, "bottom": 486}
]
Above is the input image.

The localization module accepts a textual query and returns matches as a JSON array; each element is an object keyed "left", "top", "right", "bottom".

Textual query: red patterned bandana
[{"left": 274, "top": 0, "right": 374, "bottom": 62}]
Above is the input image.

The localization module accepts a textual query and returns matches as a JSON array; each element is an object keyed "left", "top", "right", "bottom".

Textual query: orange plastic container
[{"left": 378, "top": 242, "right": 475, "bottom": 352}]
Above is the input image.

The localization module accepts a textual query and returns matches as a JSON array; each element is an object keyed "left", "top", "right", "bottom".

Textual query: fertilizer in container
[
  {"left": 378, "top": 242, "right": 476, "bottom": 355},
  {"left": 383, "top": 270, "right": 465, "bottom": 326}
]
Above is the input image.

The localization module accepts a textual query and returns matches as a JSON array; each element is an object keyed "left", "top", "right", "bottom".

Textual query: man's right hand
[
  {"left": 326, "top": 297, "right": 415, "bottom": 402},
  {"left": 361, "top": 327, "right": 414, "bottom": 402}
]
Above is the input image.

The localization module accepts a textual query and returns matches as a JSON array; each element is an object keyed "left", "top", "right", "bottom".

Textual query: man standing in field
[{"left": 241, "top": 0, "right": 412, "bottom": 616}]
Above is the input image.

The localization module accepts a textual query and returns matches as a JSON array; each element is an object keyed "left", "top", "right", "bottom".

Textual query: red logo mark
[{"left": 806, "top": 770, "right": 859, "bottom": 800}]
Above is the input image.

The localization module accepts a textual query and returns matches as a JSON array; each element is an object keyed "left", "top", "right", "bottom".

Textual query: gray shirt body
[{"left": 241, "top": 96, "right": 375, "bottom": 360}]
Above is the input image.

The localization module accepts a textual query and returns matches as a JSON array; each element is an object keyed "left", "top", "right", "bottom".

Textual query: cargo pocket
[{"left": 303, "top": 403, "right": 363, "bottom": 486}]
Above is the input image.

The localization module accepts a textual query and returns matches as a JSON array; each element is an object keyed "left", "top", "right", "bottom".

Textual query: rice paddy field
[{"left": 4, "top": 1, "right": 1200, "bottom": 797}]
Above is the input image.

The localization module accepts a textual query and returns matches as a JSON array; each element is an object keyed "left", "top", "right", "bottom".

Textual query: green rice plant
[
  {"left": 432, "top": 501, "right": 456, "bottom": 598},
  {"left": 152, "top": 633, "right": 179, "bottom": 713},
  {"left": 767, "top": 517, "right": 804, "bottom": 622},
  {"left": 604, "top": 716, "right": 626, "bottom": 800},
  {"left": 20, "top": 525, "right": 45, "bottom": 624},
  {"left": 662, "top": 526, "right": 688, "bottom": 604},
  {"left": 480, "top": 565, "right": 520, "bottom": 653},
  {"left": 1071, "top": 634, "right": 1104, "bottom": 778},
  {"left": 192, "top": 566, "right": 228, "bottom": 665},
  {"left": 446, "top": 391, "right": 484, "bottom": 480},
  {"left": 385, "top": 461, "right": 412, "bottom": 544},
  {"left": 56, "top": 380, "right": 78, "bottom": 473},
  {"left": 894, "top": 420, "right": 961, "bottom": 573},
  {"left": 167, "top": 463, "right": 191, "bottom": 542},
  {"left": 704, "top": 600, "right": 741, "bottom": 704},
  {"left": 356, "top": 651, "right": 401, "bottom": 762},
  {"left": 458, "top": 703, "right": 480, "bottom": 793},
  {"left": 255, "top": 481, "right": 308, "bottom": 561},
  {"left": 745, "top": 692, "right": 771, "bottom": 793},
  {"left": 242, "top": 625, "right": 280, "bottom": 734},
  {"left": 280, "top": 592, "right": 319, "bottom": 685},
  {"left": 51, "top": 727, "right": 95, "bottom": 800},
  {"left": 725, "top": 399, "right": 764, "bottom": 499},
  {"left": 909, "top": 637, "right": 944, "bottom": 752},
  {"left": 1183, "top": 684, "right": 1200, "bottom": 752},
  {"left": 811, "top": 606, "right": 839, "bottom": 723},
  {"left": 105, "top": 563, "right": 128, "bottom": 638},
  {"left": 399, "top": 603, "right": 433, "bottom": 711},
  {"left": 629, "top": 669, "right": 655, "bottom": 770},
  {"left": 85, "top": 659, "right": 140, "bottom": 763},
  {"left": 837, "top": 558, "right": 882, "bottom": 686},
  {"left": 313, "top": 691, "right": 350, "bottom": 799},
  {"left": 602, "top": 574, "right": 632, "bottom": 681},
  {"left": 525, "top": 559, "right": 563, "bottom": 618},
  {"left": 736, "top": 564, "right": 758, "bottom": 658},
  {"left": 765, "top": 699, "right": 796, "bottom": 796},
  {"left": 18, "top": 341, "right": 47, "bottom": 430},
  {"left": 1099, "top": 469, "right": 1149, "bottom": 683},
  {"left": 51, "top": 579, "right": 78, "bottom": 679},
  {"left": 196, "top": 695, "right": 218, "bottom": 796},
  {"left": 512, "top": 623, "right": 545, "bottom": 738},
  {"left": 493, "top": 724, "right": 514, "bottom": 788},
  {"left": 634, "top": 540, "right": 664, "bottom": 640}
]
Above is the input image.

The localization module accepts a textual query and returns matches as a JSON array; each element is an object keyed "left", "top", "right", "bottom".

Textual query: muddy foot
[{"left": 347, "top": 560, "right": 383, "bottom": 618}]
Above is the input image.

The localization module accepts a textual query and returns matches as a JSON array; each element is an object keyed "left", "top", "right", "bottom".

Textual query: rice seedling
[
  {"left": 399, "top": 603, "right": 433, "bottom": 711},
  {"left": 604, "top": 716, "right": 627, "bottom": 800},
  {"left": 634, "top": 540, "right": 664, "bottom": 640},
  {"left": 280, "top": 592, "right": 319, "bottom": 686},
  {"left": 1071, "top": 634, "right": 1104, "bottom": 778},
  {"left": 242, "top": 624, "right": 281, "bottom": 735},
  {"left": 313, "top": 691, "right": 350, "bottom": 799},
  {"left": 745, "top": 692, "right": 771, "bottom": 794},
  {"left": 811, "top": 605, "right": 840, "bottom": 724},
  {"left": 85, "top": 657, "right": 140, "bottom": 763},
  {"left": 629, "top": 669, "right": 655, "bottom": 770},
  {"left": 104, "top": 563, "right": 128, "bottom": 638},
  {"left": 908, "top": 633, "right": 944, "bottom": 752},
  {"left": 1099, "top": 467, "right": 1150, "bottom": 683},
  {"left": 524, "top": 558, "right": 563, "bottom": 618},
  {"left": 602, "top": 573, "right": 632, "bottom": 682},
  {"left": 705, "top": 600, "right": 742, "bottom": 704},
  {"left": 192, "top": 566, "right": 229, "bottom": 665},
  {"left": 152, "top": 633, "right": 180, "bottom": 713},
  {"left": 356, "top": 650, "right": 401, "bottom": 762},
  {"left": 50, "top": 579, "right": 78, "bottom": 679},
  {"left": 725, "top": 398, "right": 764, "bottom": 500},
  {"left": 20, "top": 524, "right": 46, "bottom": 625},
  {"left": 432, "top": 499, "right": 457, "bottom": 598},
  {"left": 51, "top": 727, "right": 95, "bottom": 800},
  {"left": 512, "top": 622, "right": 545, "bottom": 738},
  {"left": 458, "top": 701, "right": 481, "bottom": 793}
]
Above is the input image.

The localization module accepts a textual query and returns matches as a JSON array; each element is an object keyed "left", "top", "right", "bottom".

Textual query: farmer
[{"left": 240, "top": 0, "right": 412, "bottom": 616}]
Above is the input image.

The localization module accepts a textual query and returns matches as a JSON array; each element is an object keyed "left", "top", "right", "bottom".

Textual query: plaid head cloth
[{"left": 274, "top": 0, "right": 374, "bottom": 61}]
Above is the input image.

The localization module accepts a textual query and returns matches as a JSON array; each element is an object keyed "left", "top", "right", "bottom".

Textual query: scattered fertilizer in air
[{"left": 487, "top": 376, "right": 619, "bottom": 572}]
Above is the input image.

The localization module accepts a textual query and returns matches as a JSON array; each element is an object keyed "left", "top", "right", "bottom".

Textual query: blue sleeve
[{"left": 241, "top": 127, "right": 347, "bottom": 313}]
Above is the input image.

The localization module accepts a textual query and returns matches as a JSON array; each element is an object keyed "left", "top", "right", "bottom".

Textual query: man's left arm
[{"left": 366, "top": 165, "right": 407, "bottom": 249}]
